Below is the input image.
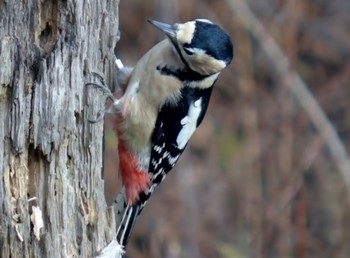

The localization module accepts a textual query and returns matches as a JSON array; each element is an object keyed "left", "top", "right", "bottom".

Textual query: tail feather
[
  {"left": 116, "top": 204, "right": 140, "bottom": 247},
  {"left": 114, "top": 188, "right": 128, "bottom": 226},
  {"left": 114, "top": 188, "right": 141, "bottom": 248},
  {"left": 113, "top": 187, "right": 154, "bottom": 250}
]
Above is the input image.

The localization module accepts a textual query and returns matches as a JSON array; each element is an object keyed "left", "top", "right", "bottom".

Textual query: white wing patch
[{"left": 176, "top": 98, "right": 202, "bottom": 149}]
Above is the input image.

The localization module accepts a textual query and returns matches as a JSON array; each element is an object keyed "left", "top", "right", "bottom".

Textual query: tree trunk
[{"left": 0, "top": 0, "right": 119, "bottom": 257}]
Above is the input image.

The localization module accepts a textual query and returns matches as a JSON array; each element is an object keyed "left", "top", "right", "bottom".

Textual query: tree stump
[{"left": 0, "top": 0, "right": 120, "bottom": 256}]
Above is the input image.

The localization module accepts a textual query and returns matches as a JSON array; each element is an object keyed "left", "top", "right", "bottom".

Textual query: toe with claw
[{"left": 85, "top": 72, "right": 117, "bottom": 123}]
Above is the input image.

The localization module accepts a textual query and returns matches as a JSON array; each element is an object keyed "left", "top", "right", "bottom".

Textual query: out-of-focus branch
[{"left": 226, "top": 0, "right": 350, "bottom": 200}]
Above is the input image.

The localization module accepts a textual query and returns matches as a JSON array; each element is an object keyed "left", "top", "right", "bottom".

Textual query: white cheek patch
[
  {"left": 176, "top": 98, "right": 202, "bottom": 149},
  {"left": 187, "top": 47, "right": 206, "bottom": 54}
]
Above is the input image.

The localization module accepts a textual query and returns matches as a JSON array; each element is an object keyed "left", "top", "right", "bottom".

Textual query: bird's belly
[{"left": 116, "top": 98, "right": 156, "bottom": 158}]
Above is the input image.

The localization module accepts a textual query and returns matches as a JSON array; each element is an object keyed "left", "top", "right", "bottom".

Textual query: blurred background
[{"left": 103, "top": 0, "right": 350, "bottom": 257}]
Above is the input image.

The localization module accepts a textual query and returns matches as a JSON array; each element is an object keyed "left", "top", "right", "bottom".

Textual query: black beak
[{"left": 148, "top": 20, "right": 177, "bottom": 40}]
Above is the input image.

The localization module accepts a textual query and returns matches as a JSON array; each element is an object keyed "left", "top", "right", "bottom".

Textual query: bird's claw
[
  {"left": 90, "top": 72, "right": 106, "bottom": 85},
  {"left": 88, "top": 109, "right": 106, "bottom": 124},
  {"left": 85, "top": 72, "right": 116, "bottom": 123},
  {"left": 85, "top": 82, "right": 115, "bottom": 102}
]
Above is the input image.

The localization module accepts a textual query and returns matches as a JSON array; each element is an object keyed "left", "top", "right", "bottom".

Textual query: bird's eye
[{"left": 183, "top": 47, "right": 194, "bottom": 56}]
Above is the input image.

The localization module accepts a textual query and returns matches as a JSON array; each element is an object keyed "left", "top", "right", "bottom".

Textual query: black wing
[
  {"left": 115, "top": 86, "right": 213, "bottom": 249},
  {"left": 149, "top": 85, "right": 213, "bottom": 184},
  {"left": 135, "top": 86, "right": 213, "bottom": 212}
]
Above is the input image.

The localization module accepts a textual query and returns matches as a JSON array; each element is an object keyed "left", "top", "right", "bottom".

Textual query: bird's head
[{"left": 149, "top": 19, "right": 234, "bottom": 75}]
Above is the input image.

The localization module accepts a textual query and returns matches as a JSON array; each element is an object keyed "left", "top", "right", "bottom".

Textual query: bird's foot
[{"left": 85, "top": 72, "right": 116, "bottom": 123}]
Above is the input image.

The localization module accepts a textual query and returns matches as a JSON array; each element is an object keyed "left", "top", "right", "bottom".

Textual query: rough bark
[{"left": 0, "top": 0, "right": 119, "bottom": 257}]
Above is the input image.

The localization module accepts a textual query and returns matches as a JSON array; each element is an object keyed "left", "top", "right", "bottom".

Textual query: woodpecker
[{"left": 87, "top": 19, "right": 233, "bottom": 253}]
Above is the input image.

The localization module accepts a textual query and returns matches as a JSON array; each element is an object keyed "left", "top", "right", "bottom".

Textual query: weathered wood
[{"left": 0, "top": 0, "right": 119, "bottom": 257}]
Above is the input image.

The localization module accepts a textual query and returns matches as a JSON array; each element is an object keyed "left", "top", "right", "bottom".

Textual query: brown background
[{"left": 105, "top": 0, "right": 350, "bottom": 257}]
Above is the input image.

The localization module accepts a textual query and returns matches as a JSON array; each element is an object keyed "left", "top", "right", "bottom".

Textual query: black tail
[
  {"left": 113, "top": 188, "right": 154, "bottom": 253},
  {"left": 116, "top": 204, "right": 140, "bottom": 248}
]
